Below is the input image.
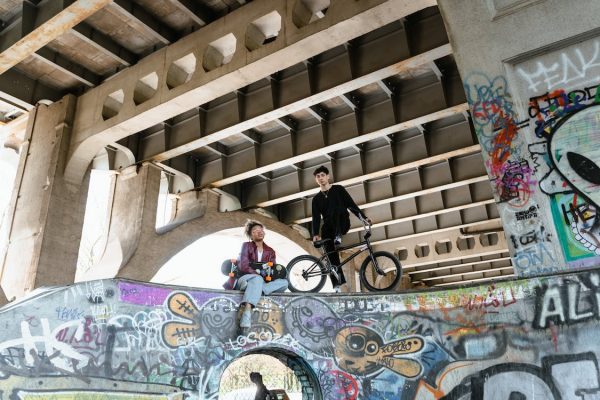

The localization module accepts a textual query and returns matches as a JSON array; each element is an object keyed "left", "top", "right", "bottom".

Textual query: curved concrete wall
[
  {"left": 1, "top": 272, "right": 600, "bottom": 399},
  {"left": 117, "top": 188, "right": 316, "bottom": 282}
]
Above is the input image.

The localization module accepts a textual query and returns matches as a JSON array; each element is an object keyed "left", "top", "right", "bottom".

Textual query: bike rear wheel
[
  {"left": 359, "top": 251, "right": 402, "bottom": 292},
  {"left": 286, "top": 255, "right": 327, "bottom": 293}
]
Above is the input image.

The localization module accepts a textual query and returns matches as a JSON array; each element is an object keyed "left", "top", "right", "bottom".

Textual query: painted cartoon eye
[
  {"left": 365, "top": 341, "right": 379, "bottom": 355},
  {"left": 346, "top": 333, "right": 366, "bottom": 352},
  {"left": 582, "top": 210, "right": 595, "bottom": 220},
  {"left": 567, "top": 152, "right": 600, "bottom": 185}
]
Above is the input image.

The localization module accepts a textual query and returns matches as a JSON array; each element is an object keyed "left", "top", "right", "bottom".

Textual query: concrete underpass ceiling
[{"left": 0, "top": 0, "right": 513, "bottom": 289}]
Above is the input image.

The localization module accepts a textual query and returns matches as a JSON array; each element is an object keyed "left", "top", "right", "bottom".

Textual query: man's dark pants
[{"left": 320, "top": 212, "right": 350, "bottom": 286}]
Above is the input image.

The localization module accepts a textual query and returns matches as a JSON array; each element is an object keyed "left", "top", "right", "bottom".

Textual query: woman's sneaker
[{"left": 240, "top": 310, "right": 252, "bottom": 328}]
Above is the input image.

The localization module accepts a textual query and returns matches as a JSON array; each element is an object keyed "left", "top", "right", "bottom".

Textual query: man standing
[{"left": 311, "top": 166, "right": 369, "bottom": 290}]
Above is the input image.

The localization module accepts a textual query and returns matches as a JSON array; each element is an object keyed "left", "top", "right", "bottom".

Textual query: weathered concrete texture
[
  {"left": 0, "top": 0, "right": 113, "bottom": 74},
  {"left": 0, "top": 286, "right": 7, "bottom": 306},
  {"left": 438, "top": 0, "right": 600, "bottom": 276},
  {"left": 1, "top": 270, "right": 600, "bottom": 398},
  {"left": 0, "top": 96, "right": 90, "bottom": 300}
]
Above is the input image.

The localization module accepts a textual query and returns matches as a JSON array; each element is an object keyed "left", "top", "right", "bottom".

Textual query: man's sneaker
[
  {"left": 240, "top": 310, "right": 252, "bottom": 328},
  {"left": 334, "top": 235, "right": 343, "bottom": 245},
  {"left": 333, "top": 285, "right": 342, "bottom": 293}
]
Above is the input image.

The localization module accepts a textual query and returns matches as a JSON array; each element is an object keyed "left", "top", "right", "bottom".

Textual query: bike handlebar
[{"left": 359, "top": 215, "right": 372, "bottom": 229}]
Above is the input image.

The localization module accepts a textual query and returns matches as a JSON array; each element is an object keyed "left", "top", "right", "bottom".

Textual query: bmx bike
[{"left": 286, "top": 218, "right": 402, "bottom": 293}]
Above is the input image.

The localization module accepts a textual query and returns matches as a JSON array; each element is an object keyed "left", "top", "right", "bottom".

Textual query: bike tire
[
  {"left": 286, "top": 255, "right": 327, "bottom": 293},
  {"left": 359, "top": 251, "right": 402, "bottom": 292}
]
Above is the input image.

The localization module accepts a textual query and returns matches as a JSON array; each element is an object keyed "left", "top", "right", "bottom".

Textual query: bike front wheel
[
  {"left": 359, "top": 251, "right": 402, "bottom": 292},
  {"left": 286, "top": 255, "right": 327, "bottom": 293}
]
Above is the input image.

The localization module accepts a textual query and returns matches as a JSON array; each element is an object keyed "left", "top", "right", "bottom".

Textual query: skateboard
[{"left": 221, "top": 259, "right": 287, "bottom": 282}]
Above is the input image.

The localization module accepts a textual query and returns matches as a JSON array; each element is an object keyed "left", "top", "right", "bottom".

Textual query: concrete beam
[
  {"left": 71, "top": 22, "right": 138, "bottom": 67},
  {"left": 404, "top": 249, "right": 510, "bottom": 269},
  {"left": 0, "top": 68, "right": 64, "bottom": 109},
  {"left": 170, "top": 0, "right": 215, "bottom": 27},
  {"left": 33, "top": 47, "right": 101, "bottom": 87},
  {"left": 213, "top": 103, "right": 465, "bottom": 189},
  {"left": 65, "top": 0, "right": 437, "bottom": 185},
  {"left": 293, "top": 175, "right": 490, "bottom": 224},
  {"left": 147, "top": 44, "right": 452, "bottom": 167},
  {"left": 434, "top": 273, "right": 515, "bottom": 287},
  {"left": 417, "top": 265, "right": 513, "bottom": 283},
  {"left": 348, "top": 198, "right": 496, "bottom": 233},
  {"left": 408, "top": 256, "right": 512, "bottom": 275},
  {"left": 0, "top": 0, "right": 113, "bottom": 74},
  {"left": 111, "top": 0, "right": 178, "bottom": 45},
  {"left": 372, "top": 218, "right": 503, "bottom": 246},
  {"left": 255, "top": 144, "right": 482, "bottom": 208}
]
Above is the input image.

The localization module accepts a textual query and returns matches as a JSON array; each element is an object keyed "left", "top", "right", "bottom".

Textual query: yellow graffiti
[{"left": 162, "top": 292, "right": 203, "bottom": 348}]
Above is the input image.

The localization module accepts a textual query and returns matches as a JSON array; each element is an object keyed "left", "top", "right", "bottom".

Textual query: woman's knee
[{"left": 244, "top": 275, "right": 264, "bottom": 290}]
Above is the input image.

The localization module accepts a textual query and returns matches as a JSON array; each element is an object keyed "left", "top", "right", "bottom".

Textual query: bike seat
[{"left": 313, "top": 239, "right": 331, "bottom": 248}]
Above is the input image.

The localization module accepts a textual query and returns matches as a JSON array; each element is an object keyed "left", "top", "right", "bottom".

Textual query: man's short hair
[{"left": 313, "top": 166, "right": 329, "bottom": 176}]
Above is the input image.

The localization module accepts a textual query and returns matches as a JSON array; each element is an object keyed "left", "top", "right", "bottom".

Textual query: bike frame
[{"left": 303, "top": 224, "right": 383, "bottom": 279}]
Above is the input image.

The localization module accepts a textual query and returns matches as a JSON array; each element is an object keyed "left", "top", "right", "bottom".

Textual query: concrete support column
[
  {"left": 0, "top": 95, "right": 89, "bottom": 300},
  {"left": 438, "top": 0, "right": 600, "bottom": 276},
  {"left": 81, "top": 163, "right": 164, "bottom": 280}
]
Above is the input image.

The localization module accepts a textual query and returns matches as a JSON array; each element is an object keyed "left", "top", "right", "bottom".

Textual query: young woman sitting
[{"left": 223, "top": 220, "right": 288, "bottom": 328}]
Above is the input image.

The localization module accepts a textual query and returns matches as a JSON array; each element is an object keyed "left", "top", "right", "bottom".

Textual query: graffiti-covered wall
[
  {"left": 438, "top": 0, "right": 600, "bottom": 277},
  {"left": 1, "top": 276, "right": 600, "bottom": 399}
]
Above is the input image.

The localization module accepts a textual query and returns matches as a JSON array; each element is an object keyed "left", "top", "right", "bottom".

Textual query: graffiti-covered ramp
[{"left": 2, "top": 273, "right": 600, "bottom": 399}]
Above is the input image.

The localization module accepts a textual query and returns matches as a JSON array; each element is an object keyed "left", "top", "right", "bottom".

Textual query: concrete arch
[
  {"left": 117, "top": 189, "right": 315, "bottom": 282},
  {"left": 220, "top": 347, "right": 323, "bottom": 400}
]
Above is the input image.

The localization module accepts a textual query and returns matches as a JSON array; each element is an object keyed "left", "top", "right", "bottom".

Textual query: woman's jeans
[{"left": 237, "top": 274, "right": 288, "bottom": 307}]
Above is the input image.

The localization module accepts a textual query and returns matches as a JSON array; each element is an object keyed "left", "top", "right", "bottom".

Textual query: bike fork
[{"left": 368, "top": 247, "right": 385, "bottom": 275}]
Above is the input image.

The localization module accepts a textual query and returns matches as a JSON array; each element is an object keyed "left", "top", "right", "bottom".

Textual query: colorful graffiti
[
  {"left": 518, "top": 41, "right": 600, "bottom": 269},
  {"left": 463, "top": 73, "right": 534, "bottom": 211},
  {"left": 1, "top": 276, "right": 600, "bottom": 399},
  {"left": 464, "top": 39, "right": 600, "bottom": 273},
  {"left": 525, "top": 84, "right": 600, "bottom": 266}
]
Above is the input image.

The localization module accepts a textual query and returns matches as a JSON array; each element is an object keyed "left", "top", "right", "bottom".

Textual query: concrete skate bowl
[{"left": 1, "top": 271, "right": 600, "bottom": 399}]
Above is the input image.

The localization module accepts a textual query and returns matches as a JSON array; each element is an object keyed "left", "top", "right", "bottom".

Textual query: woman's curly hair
[{"left": 244, "top": 219, "right": 264, "bottom": 239}]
